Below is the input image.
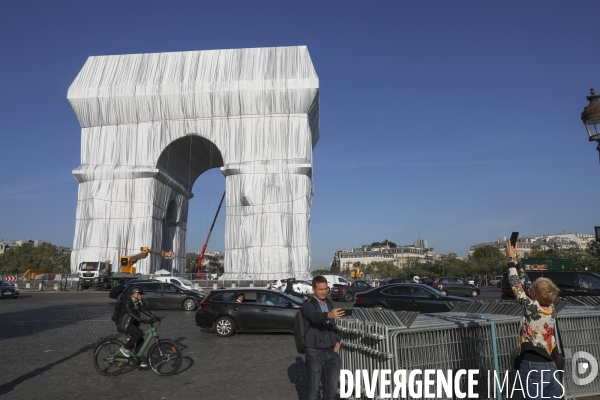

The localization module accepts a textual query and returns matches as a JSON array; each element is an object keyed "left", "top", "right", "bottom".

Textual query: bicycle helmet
[{"left": 129, "top": 286, "right": 144, "bottom": 295}]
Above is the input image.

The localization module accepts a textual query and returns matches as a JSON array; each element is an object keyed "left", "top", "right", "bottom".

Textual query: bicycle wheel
[
  {"left": 148, "top": 339, "right": 183, "bottom": 376},
  {"left": 93, "top": 339, "right": 127, "bottom": 376}
]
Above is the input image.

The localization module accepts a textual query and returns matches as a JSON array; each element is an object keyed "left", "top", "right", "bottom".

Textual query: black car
[
  {"left": 432, "top": 277, "right": 480, "bottom": 297},
  {"left": 195, "top": 288, "right": 303, "bottom": 337},
  {"left": 380, "top": 278, "right": 411, "bottom": 286},
  {"left": 331, "top": 280, "right": 372, "bottom": 302},
  {"left": 419, "top": 278, "right": 434, "bottom": 286},
  {"left": 501, "top": 270, "right": 600, "bottom": 299},
  {"left": 120, "top": 281, "right": 205, "bottom": 310},
  {"left": 0, "top": 281, "right": 18, "bottom": 299},
  {"left": 353, "top": 283, "right": 473, "bottom": 313},
  {"left": 109, "top": 279, "right": 152, "bottom": 299}
]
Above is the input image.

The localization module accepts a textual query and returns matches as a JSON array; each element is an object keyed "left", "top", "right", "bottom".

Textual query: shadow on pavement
[
  {"left": 288, "top": 356, "right": 308, "bottom": 400},
  {"left": 0, "top": 301, "right": 113, "bottom": 340},
  {"left": 0, "top": 343, "right": 96, "bottom": 396}
]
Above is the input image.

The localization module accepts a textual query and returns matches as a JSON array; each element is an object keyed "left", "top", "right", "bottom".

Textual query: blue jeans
[
  {"left": 306, "top": 347, "right": 341, "bottom": 400},
  {"left": 519, "top": 360, "right": 563, "bottom": 399}
]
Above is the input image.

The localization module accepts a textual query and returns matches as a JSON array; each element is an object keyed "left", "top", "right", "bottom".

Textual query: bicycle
[{"left": 93, "top": 317, "right": 183, "bottom": 376}]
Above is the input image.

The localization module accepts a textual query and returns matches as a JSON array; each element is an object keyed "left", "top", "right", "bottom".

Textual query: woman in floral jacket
[{"left": 506, "top": 241, "right": 563, "bottom": 399}]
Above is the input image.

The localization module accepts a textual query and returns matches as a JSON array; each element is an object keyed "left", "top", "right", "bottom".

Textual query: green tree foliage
[
  {"left": 369, "top": 261, "right": 401, "bottom": 279},
  {"left": 469, "top": 245, "right": 505, "bottom": 277},
  {"left": 311, "top": 269, "right": 330, "bottom": 276},
  {"left": 0, "top": 243, "right": 71, "bottom": 275},
  {"left": 371, "top": 239, "right": 398, "bottom": 248},
  {"left": 186, "top": 255, "right": 198, "bottom": 273}
]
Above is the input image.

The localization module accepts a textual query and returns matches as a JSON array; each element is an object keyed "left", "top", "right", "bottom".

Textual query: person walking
[
  {"left": 506, "top": 241, "right": 563, "bottom": 399},
  {"left": 302, "top": 275, "right": 345, "bottom": 400}
]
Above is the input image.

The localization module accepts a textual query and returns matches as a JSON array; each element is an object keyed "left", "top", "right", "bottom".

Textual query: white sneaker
[
  {"left": 119, "top": 348, "right": 132, "bottom": 357},
  {"left": 139, "top": 360, "right": 148, "bottom": 368}
]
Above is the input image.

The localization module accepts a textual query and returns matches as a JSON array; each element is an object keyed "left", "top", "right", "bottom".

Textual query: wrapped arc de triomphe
[{"left": 67, "top": 46, "right": 319, "bottom": 280}]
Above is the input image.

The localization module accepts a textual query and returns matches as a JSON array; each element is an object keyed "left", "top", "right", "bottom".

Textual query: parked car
[
  {"left": 432, "top": 277, "right": 480, "bottom": 297},
  {"left": 0, "top": 281, "right": 18, "bottom": 299},
  {"left": 464, "top": 277, "right": 475, "bottom": 285},
  {"left": 120, "top": 281, "right": 205, "bottom": 310},
  {"left": 331, "top": 280, "right": 371, "bottom": 302},
  {"left": 152, "top": 276, "right": 205, "bottom": 293},
  {"left": 489, "top": 276, "right": 503, "bottom": 287},
  {"left": 380, "top": 278, "right": 411, "bottom": 286},
  {"left": 195, "top": 288, "right": 303, "bottom": 337},
  {"left": 501, "top": 270, "right": 600, "bottom": 299},
  {"left": 353, "top": 283, "right": 473, "bottom": 313},
  {"left": 109, "top": 279, "right": 153, "bottom": 299}
]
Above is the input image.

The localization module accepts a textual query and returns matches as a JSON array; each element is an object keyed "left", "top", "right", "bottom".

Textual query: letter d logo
[{"left": 572, "top": 351, "right": 598, "bottom": 386}]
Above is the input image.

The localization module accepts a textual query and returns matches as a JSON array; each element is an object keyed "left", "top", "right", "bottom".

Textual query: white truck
[
  {"left": 77, "top": 260, "right": 140, "bottom": 289},
  {"left": 321, "top": 275, "right": 351, "bottom": 291},
  {"left": 489, "top": 275, "right": 503, "bottom": 287}
]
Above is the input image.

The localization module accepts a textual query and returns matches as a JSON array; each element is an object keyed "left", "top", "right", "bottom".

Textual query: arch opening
[{"left": 157, "top": 135, "right": 224, "bottom": 191}]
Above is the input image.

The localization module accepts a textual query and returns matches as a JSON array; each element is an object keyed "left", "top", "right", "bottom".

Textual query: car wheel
[
  {"left": 344, "top": 293, "right": 354, "bottom": 302},
  {"left": 102, "top": 280, "right": 110, "bottom": 290},
  {"left": 214, "top": 317, "right": 235, "bottom": 337},
  {"left": 471, "top": 290, "right": 478, "bottom": 297},
  {"left": 183, "top": 298, "right": 196, "bottom": 311},
  {"left": 441, "top": 290, "right": 448, "bottom": 296},
  {"left": 371, "top": 305, "right": 386, "bottom": 310}
]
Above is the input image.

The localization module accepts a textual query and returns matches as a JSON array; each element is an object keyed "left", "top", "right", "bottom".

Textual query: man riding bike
[{"left": 114, "top": 286, "right": 159, "bottom": 367}]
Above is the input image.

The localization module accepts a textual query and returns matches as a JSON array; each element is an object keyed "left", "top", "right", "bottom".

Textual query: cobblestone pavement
[
  {"left": 0, "top": 291, "right": 308, "bottom": 400},
  {"left": 1, "top": 290, "right": 599, "bottom": 400}
]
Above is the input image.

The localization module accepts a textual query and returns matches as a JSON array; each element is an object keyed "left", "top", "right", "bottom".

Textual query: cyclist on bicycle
[{"left": 114, "top": 286, "right": 158, "bottom": 366}]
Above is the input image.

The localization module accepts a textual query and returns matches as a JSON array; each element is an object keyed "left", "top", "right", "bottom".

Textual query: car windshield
[
  {"left": 278, "top": 292, "right": 304, "bottom": 305},
  {"left": 79, "top": 262, "right": 99, "bottom": 271}
]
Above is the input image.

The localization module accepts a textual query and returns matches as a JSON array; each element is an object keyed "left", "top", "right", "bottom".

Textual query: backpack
[
  {"left": 111, "top": 298, "right": 123, "bottom": 322},
  {"left": 294, "top": 298, "right": 320, "bottom": 354}
]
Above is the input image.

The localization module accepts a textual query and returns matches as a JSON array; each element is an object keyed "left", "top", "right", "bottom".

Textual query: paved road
[{"left": 1, "top": 289, "right": 598, "bottom": 400}]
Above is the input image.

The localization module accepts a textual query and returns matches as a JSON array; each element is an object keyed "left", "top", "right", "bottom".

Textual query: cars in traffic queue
[
  {"left": 109, "top": 279, "right": 153, "bottom": 299},
  {"left": 280, "top": 280, "right": 312, "bottom": 295},
  {"left": 0, "top": 281, "right": 19, "bottom": 299},
  {"left": 151, "top": 276, "right": 205, "bottom": 293},
  {"left": 321, "top": 275, "right": 351, "bottom": 291},
  {"left": 432, "top": 277, "right": 480, "bottom": 297},
  {"left": 331, "top": 280, "right": 371, "bottom": 302},
  {"left": 119, "top": 281, "right": 205, "bottom": 310},
  {"left": 418, "top": 278, "right": 434, "bottom": 286},
  {"left": 195, "top": 288, "right": 303, "bottom": 337},
  {"left": 489, "top": 276, "right": 503, "bottom": 287},
  {"left": 380, "top": 278, "right": 411, "bottom": 286},
  {"left": 501, "top": 270, "right": 600, "bottom": 299},
  {"left": 352, "top": 283, "right": 473, "bottom": 313}
]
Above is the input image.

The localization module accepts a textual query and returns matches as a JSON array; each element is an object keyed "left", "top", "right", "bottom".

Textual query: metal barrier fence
[{"left": 338, "top": 304, "right": 600, "bottom": 400}]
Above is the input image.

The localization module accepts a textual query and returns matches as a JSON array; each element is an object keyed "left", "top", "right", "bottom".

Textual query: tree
[
  {"left": 528, "top": 243, "right": 600, "bottom": 272},
  {"left": 0, "top": 242, "right": 71, "bottom": 275},
  {"left": 371, "top": 239, "right": 397, "bottom": 248},
  {"left": 311, "top": 269, "right": 330, "bottom": 276},
  {"left": 469, "top": 245, "right": 505, "bottom": 277},
  {"left": 186, "top": 255, "right": 198, "bottom": 273},
  {"left": 369, "top": 261, "right": 400, "bottom": 279}
]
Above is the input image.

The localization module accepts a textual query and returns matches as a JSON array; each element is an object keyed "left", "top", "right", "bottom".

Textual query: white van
[
  {"left": 320, "top": 275, "right": 351, "bottom": 290},
  {"left": 152, "top": 276, "right": 205, "bottom": 293}
]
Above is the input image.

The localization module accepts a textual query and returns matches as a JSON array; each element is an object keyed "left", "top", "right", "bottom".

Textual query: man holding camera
[{"left": 301, "top": 275, "right": 345, "bottom": 400}]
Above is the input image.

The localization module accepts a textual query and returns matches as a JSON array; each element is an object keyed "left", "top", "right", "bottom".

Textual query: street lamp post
[{"left": 580, "top": 88, "right": 600, "bottom": 159}]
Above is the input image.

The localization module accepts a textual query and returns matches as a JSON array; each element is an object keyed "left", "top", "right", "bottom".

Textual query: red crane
[{"left": 196, "top": 191, "right": 226, "bottom": 279}]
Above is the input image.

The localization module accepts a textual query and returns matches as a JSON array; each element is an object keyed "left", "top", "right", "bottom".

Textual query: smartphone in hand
[
  {"left": 510, "top": 232, "right": 519, "bottom": 247},
  {"left": 342, "top": 308, "right": 353, "bottom": 317}
]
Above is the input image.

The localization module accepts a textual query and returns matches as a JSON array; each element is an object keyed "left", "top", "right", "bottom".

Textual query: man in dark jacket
[
  {"left": 302, "top": 275, "right": 344, "bottom": 400},
  {"left": 115, "top": 286, "right": 156, "bottom": 363}
]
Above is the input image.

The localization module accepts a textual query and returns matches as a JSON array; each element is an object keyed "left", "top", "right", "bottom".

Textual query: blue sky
[{"left": 1, "top": 1, "right": 599, "bottom": 269}]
